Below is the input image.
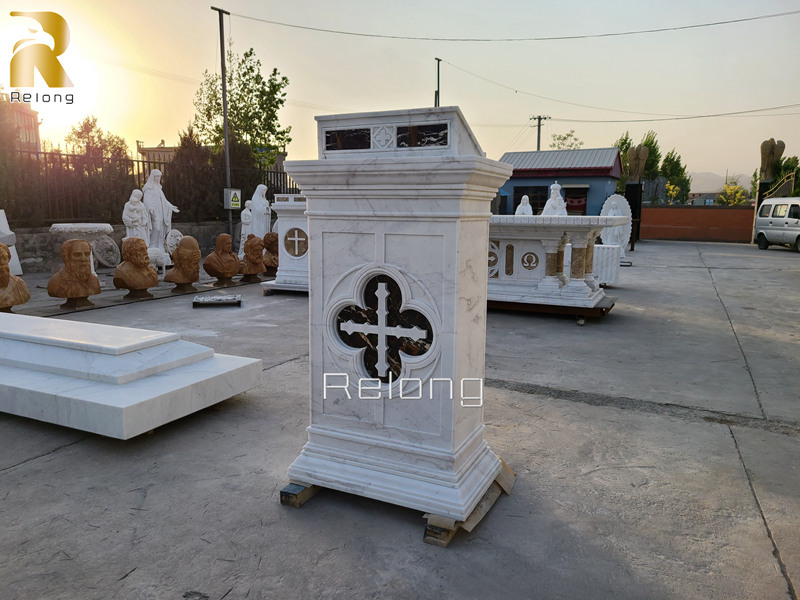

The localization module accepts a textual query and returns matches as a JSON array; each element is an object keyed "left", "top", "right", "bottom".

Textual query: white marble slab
[
  {"left": 0, "top": 354, "right": 261, "bottom": 439},
  {"left": 0, "top": 337, "right": 213, "bottom": 384},
  {"left": 0, "top": 313, "right": 180, "bottom": 355},
  {"left": 0, "top": 313, "right": 262, "bottom": 439}
]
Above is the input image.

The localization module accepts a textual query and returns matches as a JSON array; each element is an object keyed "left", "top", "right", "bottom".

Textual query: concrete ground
[{"left": 1, "top": 240, "right": 798, "bottom": 600}]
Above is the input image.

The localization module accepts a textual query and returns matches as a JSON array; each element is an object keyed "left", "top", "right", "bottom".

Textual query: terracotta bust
[
  {"left": 47, "top": 239, "right": 102, "bottom": 309},
  {"left": 263, "top": 232, "right": 279, "bottom": 277},
  {"left": 0, "top": 243, "right": 30, "bottom": 312},
  {"left": 239, "top": 234, "right": 266, "bottom": 283},
  {"left": 165, "top": 235, "right": 201, "bottom": 293},
  {"left": 113, "top": 237, "right": 159, "bottom": 299},
  {"left": 203, "top": 233, "right": 240, "bottom": 287}
]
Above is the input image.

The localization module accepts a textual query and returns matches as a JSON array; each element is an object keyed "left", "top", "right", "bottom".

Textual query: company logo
[{"left": 10, "top": 11, "right": 73, "bottom": 88}]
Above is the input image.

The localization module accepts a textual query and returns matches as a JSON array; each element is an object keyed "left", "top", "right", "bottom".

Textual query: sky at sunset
[{"left": 2, "top": 0, "right": 799, "bottom": 184}]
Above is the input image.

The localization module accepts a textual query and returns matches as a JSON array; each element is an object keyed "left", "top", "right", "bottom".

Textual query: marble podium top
[{"left": 0, "top": 313, "right": 180, "bottom": 355}]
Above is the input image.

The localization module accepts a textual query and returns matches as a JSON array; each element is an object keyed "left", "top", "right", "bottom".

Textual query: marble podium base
[
  {"left": 0, "top": 313, "right": 262, "bottom": 439},
  {"left": 288, "top": 426, "right": 503, "bottom": 521}
]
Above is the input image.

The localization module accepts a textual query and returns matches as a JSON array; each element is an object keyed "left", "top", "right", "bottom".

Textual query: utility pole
[
  {"left": 530, "top": 115, "right": 550, "bottom": 151},
  {"left": 434, "top": 58, "right": 441, "bottom": 107},
  {"left": 211, "top": 5, "right": 233, "bottom": 237}
]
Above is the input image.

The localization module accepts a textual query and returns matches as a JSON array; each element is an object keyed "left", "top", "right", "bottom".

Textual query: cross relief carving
[{"left": 336, "top": 274, "right": 432, "bottom": 383}]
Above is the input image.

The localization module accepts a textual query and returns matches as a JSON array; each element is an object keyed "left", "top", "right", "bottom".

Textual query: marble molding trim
[
  {"left": 0, "top": 313, "right": 262, "bottom": 439},
  {"left": 285, "top": 107, "right": 513, "bottom": 521},
  {"left": 261, "top": 195, "right": 310, "bottom": 294}
]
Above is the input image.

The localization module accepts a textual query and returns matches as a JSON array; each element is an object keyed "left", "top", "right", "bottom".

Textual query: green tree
[
  {"left": 550, "top": 129, "right": 584, "bottom": 150},
  {"left": 612, "top": 131, "right": 632, "bottom": 192},
  {"left": 718, "top": 178, "right": 748, "bottom": 205},
  {"left": 640, "top": 130, "right": 662, "bottom": 182},
  {"left": 65, "top": 115, "right": 129, "bottom": 162},
  {"left": 659, "top": 149, "right": 691, "bottom": 203},
  {"left": 193, "top": 47, "right": 291, "bottom": 166}
]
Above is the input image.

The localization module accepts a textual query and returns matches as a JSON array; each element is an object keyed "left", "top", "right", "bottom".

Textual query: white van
[{"left": 755, "top": 198, "right": 800, "bottom": 252}]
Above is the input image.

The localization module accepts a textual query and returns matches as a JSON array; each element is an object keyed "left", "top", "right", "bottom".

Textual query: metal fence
[{"left": 0, "top": 151, "right": 299, "bottom": 228}]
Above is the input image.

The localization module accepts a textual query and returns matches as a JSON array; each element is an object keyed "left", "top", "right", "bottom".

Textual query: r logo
[{"left": 10, "top": 11, "right": 73, "bottom": 87}]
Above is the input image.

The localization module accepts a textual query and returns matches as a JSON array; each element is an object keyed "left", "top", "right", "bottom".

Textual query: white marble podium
[
  {"left": 261, "top": 194, "right": 309, "bottom": 293},
  {"left": 284, "top": 107, "right": 513, "bottom": 522},
  {"left": 0, "top": 313, "right": 262, "bottom": 439}
]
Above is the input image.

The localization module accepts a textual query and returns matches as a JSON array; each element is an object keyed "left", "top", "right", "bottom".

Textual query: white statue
[
  {"left": 250, "top": 184, "right": 270, "bottom": 239},
  {"left": 238, "top": 200, "right": 253, "bottom": 259},
  {"left": 122, "top": 190, "right": 151, "bottom": 242},
  {"left": 515, "top": 195, "right": 533, "bottom": 216},
  {"left": 142, "top": 169, "right": 179, "bottom": 252},
  {"left": 165, "top": 229, "right": 183, "bottom": 258},
  {"left": 600, "top": 194, "right": 633, "bottom": 263},
  {"left": 541, "top": 181, "right": 567, "bottom": 216}
]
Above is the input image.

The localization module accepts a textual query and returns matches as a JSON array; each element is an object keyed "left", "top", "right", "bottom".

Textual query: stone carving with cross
[
  {"left": 284, "top": 227, "right": 309, "bottom": 258},
  {"left": 336, "top": 274, "right": 432, "bottom": 383}
]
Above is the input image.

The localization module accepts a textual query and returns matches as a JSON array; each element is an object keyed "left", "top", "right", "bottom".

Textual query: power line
[
  {"left": 229, "top": 9, "right": 800, "bottom": 42},
  {"left": 550, "top": 105, "right": 800, "bottom": 123},
  {"left": 444, "top": 60, "right": 690, "bottom": 117}
]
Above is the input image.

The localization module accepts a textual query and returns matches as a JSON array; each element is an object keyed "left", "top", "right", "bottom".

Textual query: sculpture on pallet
[
  {"left": 47, "top": 239, "right": 102, "bottom": 309},
  {"left": 239, "top": 234, "right": 266, "bottom": 283},
  {"left": 122, "top": 189, "right": 151, "bottom": 242},
  {"left": 262, "top": 232, "right": 279, "bottom": 277},
  {"left": 203, "top": 233, "right": 240, "bottom": 287},
  {"left": 0, "top": 243, "right": 30, "bottom": 312},
  {"left": 165, "top": 236, "right": 202, "bottom": 293},
  {"left": 113, "top": 238, "right": 159, "bottom": 299},
  {"left": 142, "top": 169, "right": 180, "bottom": 252}
]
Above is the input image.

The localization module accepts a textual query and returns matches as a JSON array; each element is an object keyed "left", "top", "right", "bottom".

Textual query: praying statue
[
  {"left": 203, "top": 233, "right": 240, "bottom": 287},
  {"left": 0, "top": 243, "right": 30, "bottom": 312},
  {"left": 165, "top": 235, "right": 202, "bottom": 293},
  {"left": 515, "top": 195, "right": 533, "bottom": 216},
  {"left": 238, "top": 200, "right": 253, "bottom": 259},
  {"left": 249, "top": 184, "right": 271, "bottom": 239},
  {"left": 113, "top": 237, "right": 159, "bottom": 299},
  {"left": 47, "top": 239, "right": 102, "bottom": 309},
  {"left": 142, "top": 169, "right": 180, "bottom": 252},
  {"left": 122, "top": 189, "right": 151, "bottom": 242},
  {"left": 541, "top": 181, "right": 567, "bottom": 216}
]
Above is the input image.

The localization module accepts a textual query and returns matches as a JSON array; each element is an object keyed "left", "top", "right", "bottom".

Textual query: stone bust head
[{"left": 165, "top": 236, "right": 201, "bottom": 284}]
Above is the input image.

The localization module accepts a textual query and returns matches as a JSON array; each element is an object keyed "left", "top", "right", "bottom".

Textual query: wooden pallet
[
  {"left": 279, "top": 458, "right": 516, "bottom": 548},
  {"left": 488, "top": 296, "right": 617, "bottom": 325},
  {"left": 423, "top": 458, "right": 516, "bottom": 547}
]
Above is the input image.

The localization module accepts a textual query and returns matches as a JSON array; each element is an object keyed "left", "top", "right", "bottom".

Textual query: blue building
[{"left": 498, "top": 148, "right": 622, "bottom": 216}]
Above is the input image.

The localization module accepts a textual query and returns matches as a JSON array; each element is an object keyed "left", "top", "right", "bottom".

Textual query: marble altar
[
  {"left": 261, "top": 194, "right": 309, "bottom": 294},
  {"left": 0, "top": 313, "right": 262, "bottom": 439},
  {"left": 487, "top": 214, "right": 628, "bottom": 307},
  {"left": 284, "top": 107, "right": 513, "bottom": 521}
]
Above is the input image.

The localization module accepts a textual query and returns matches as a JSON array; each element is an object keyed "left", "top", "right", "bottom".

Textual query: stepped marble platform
[{"left": 0, "top": 313, "right": 262, "bottom": 439}]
